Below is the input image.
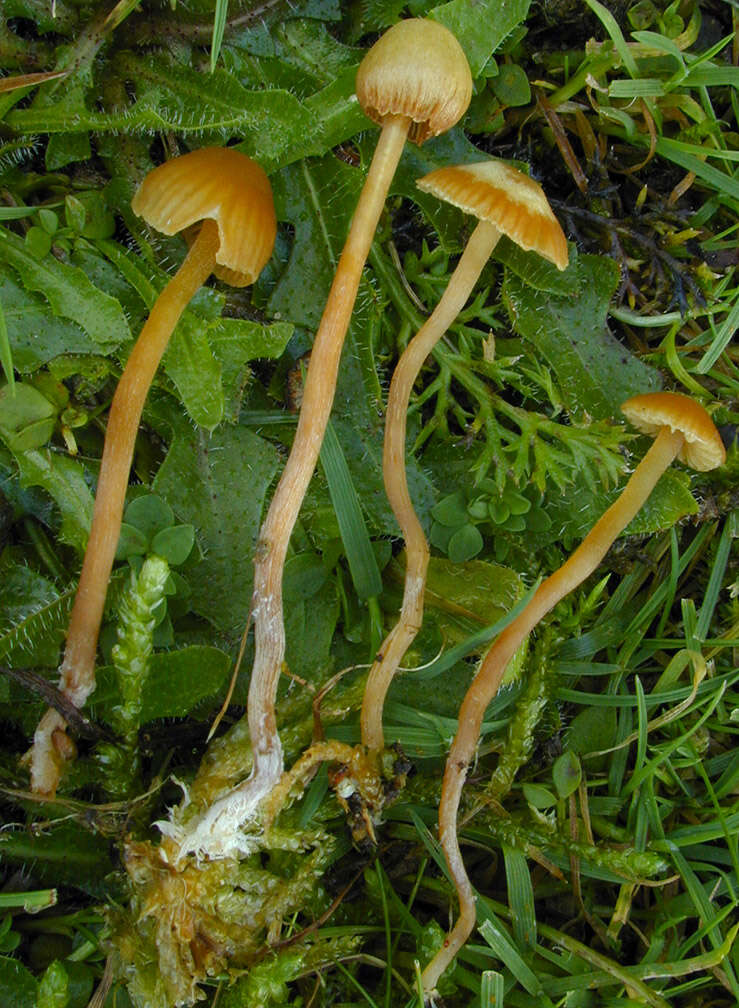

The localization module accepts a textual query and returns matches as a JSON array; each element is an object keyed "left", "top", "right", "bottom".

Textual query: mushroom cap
[
  {"left": 417, "top": 160, "right": 569, "bottom": 270},
  {"left": 355, "top": 18, "right": 472, "bottom": 145},
  {"left": 131, "top": 147, "right": 276, "bottom": 288},
  {"left": 621, "top": 391, "right": 726, "bottom": 472}
]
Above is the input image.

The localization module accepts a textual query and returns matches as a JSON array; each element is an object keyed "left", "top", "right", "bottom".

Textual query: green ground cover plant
[{"left": 0, "top": 0, "right": 737, "bottom": 1005}]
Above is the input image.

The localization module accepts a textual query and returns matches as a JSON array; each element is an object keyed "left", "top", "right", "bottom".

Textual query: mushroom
[
  {"left": 28, "top": 146, "right": 276, "bottom": 796},
  {"left": 168, "top": 19, "right": 472, "bottom": 863},
  {"left": 360, "top": 159, "right": 568, "bottom": 754},
  {"left": 421, "top": 390, "right": 726, "bottom": 997}
]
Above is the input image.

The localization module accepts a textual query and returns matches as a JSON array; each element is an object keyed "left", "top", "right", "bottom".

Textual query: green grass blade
[
  {"left": 480, "top": 970, "right": 504, "bottom": 1007},
  {"left": 209, "top": 0, "right": 228, "bottom": 72},
  {"left": 582, "top": 0, "right": 638, "bottom": 77},
  {"left": 502, "top": 845, "right": 537, "bottom": 952},
  {"left": 0, "top": 293, "right": 14, "bottom": 391},
  {"left": 320, "top": 420, "right": 382, "bottom": 602},
  {"left": 478, "top": 917, "right": 549, "bottom": 1000}
]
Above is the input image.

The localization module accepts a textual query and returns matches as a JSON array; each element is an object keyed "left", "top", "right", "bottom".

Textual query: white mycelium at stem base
[
  {"left": 169, "top": 20, "right": 472, "bottom": 862},
  {"left": 421, "top": 391, "right": 726, "bottom": 996},
  {"left": 360, "top": 159, "right": 569, "bottom": 754},
  {"left": 27, "top": 147, "right": 276, "bottom": 797}
]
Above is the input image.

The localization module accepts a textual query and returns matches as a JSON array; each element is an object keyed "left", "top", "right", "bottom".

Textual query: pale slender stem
[
  {"left": 360, "top": 221, "right": 501, "bottom": 752},
  {"left": 243, "top": 115, "right": 411, "bottom": 794},
  {"left": 421, "top": 426, "right": 684, "bottom": 995},
  {"left": 28, "top": 221, "right": 219, "bottom": 796}
]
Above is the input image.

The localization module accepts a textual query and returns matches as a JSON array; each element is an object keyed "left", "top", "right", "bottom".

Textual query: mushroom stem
[
  {"left": 186, "top": 117, "right": 412, "bottom": 846},
  {"left": 421, "top": 424, "right": 684, "bottom": 995},
  {"left": 29, "top": 219, "right": 220, "bottom": 795},
  {"left": 360, "top": 220, "right": 501, "bottom": 752}
]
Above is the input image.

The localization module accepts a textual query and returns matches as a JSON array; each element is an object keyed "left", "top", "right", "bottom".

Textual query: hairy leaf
[
  {"left": 431, "top": 0, "right": 532, "bottom": 76},
  {"left": 0, "top": 957, "right": 36, "bottom": 1008},
  {"left": 0, "top": 272, "right": 98, "bottom": 373},
  {"left": 210, "top": 319, "right": 293, "bottom": 422},
  {"left": 504, "top": 254, "right": 661, "bottom": 420},
  {"left": 154, "top": 421, "right": 279, "bottom": 634},
  {"left": 0, "top": 229, "right": 129, "bottom": 350},
  {"left": 0, "top": 559, "right": 68, "bottom": 668},
  {"left": 14, "top": 450, "right": 93, "bottom": 551}
]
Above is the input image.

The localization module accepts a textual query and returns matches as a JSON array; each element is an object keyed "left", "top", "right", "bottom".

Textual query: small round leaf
[
  {"left": 552, "top": 750, "right": 582, "bottom": 799},
  {"left": 447, "top": 524, "right": 484, "bottom": 563},
  {"left": 151, "top": 524, "right": 195, "bottom": 565},
  {"left": 123, "top": 495, "right": 175, "bottom": 543}
]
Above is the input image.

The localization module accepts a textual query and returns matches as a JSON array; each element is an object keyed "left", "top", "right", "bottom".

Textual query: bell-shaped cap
[
  {"left": 356, "top": 18, "right": 472, "bottom": 145},
  {"left": 417, "top": 159, "right": 568, "bottom": 270},
  {"left": 131, "top": 147, "right": 276, "bottom": 287},
  {"left": 622, "top": 391, "right": 726, "bottom": 471}
]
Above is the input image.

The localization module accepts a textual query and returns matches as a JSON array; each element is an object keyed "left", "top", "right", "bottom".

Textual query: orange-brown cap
[
  {"left": 355, "top": 19, "right": 472, "bottom": 145},
  {"left": 417, "top": 160, "right": 568, "bottom": 270},
  {"left": 621, "top": 391, "right": 726, "bottom": 471},
  {"left": 131, "top": 147, "right": 276, "bottom": 288}
]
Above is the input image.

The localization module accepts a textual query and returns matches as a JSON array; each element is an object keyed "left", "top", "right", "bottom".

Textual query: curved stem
[
  {"left": 184, "top": 116, "right": 412, "bottom": 854},
  {"left": 421, "top": 425, "right": 684, "bottom": 995},
  {"left": 360, "top": 221, "right": 501, "bottom": 752},
  {"left": 28, "top": 220, "right": 219, "bottom": 796}
]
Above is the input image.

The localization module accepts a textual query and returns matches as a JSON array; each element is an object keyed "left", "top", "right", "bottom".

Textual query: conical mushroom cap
[
  {"left": 417, "top": 159, "right": 568, "bottom": 270},
  {"left": 131, "top": 147, "right": 276, "bottom": 287},
  {"left": 621, "top": 391, "right": 726, "bottom": 471},
  {"left": 356, "top": 19, "right": 472, "bottom": 145}
]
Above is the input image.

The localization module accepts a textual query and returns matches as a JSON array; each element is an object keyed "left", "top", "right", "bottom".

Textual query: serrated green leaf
[
  {"left": 498, "top": 239, "right": 580, "bottom": 294},
  {"left": 8, "top": 54, "right": 365, "bottom": 174},
  {"left": 0, "top": 559, "right": 67, "bottom": 667},
  {"left": 140, "top": 646, "right": 230, "bottom": 720},
  {"left": 285, "top": 577, "right": 339, "bottom": 678},
  {"left": 0, "top": 825, "right": 112, "bottom": 897},
  {"left": 431, "top": 0, "right": 532, "bottom": 76},
  {"left": 0, "top": 956, "right": 36, "bottom": 1008},
  {"left": 0, "top": 382, "right": 56, "bottom": 451},
  {"left": 0, "top": 228, "right": 129, "bottom": 350},
  {"left": 268, "top": 155, "right": 360, "bottom": 329},
  {"left": 14, "top": 450, "right": 93, "bottom": 551},
  {"left": 0, "top": 272, "right": 102, "bottom": 374},
  {"left": 154, "top": 420, "right": 279, "bottom": 633},
  {"left": 96, "top": 238, "right": 225, "bottom": 427},
  {"left": 163, "top": 312, "right": 224, "bottom": 430},
  {"left": 210, "top": 319, "right": 293, "bottom": 422},
  {"left": 504, "top": 254, "right": 661, "bottom": 420}
]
